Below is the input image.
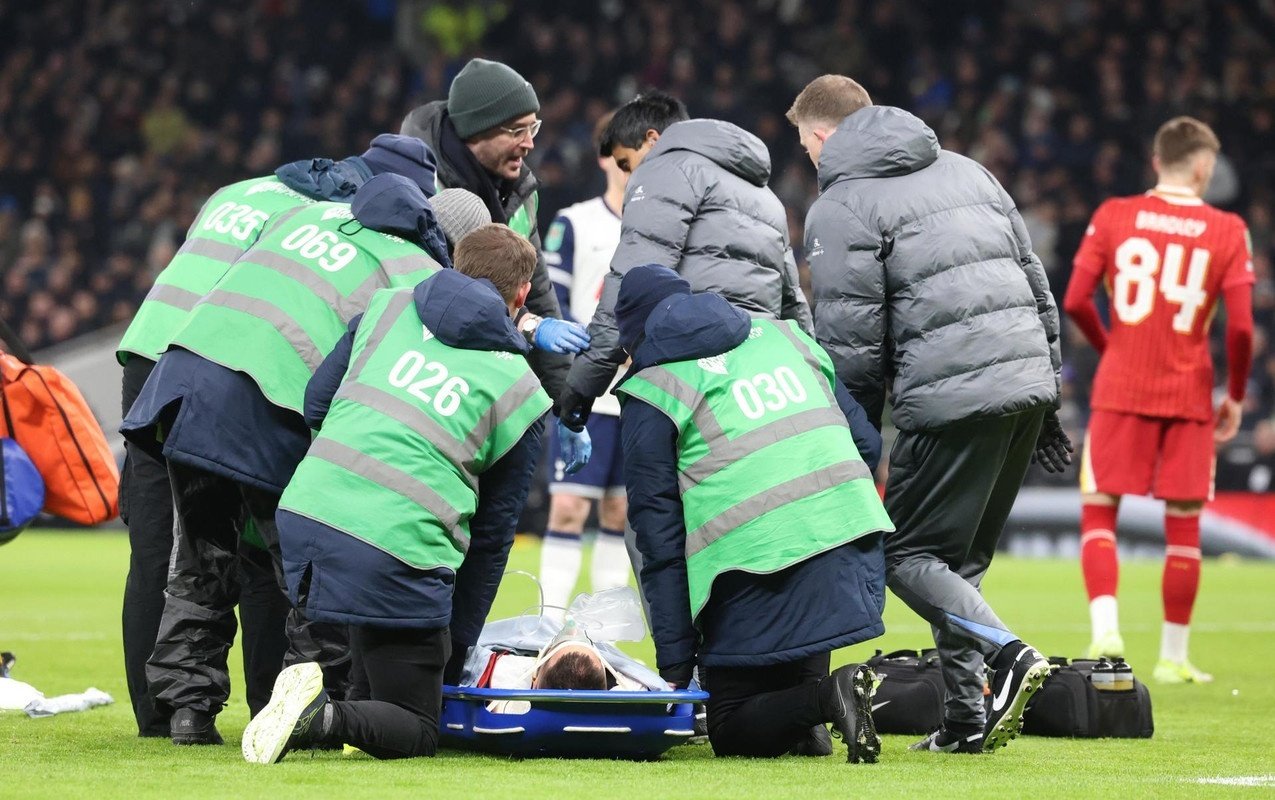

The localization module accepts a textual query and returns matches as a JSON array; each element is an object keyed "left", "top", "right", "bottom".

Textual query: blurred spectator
[{"left": 3, "top": 0, "right": 1275, "bottom": 476}]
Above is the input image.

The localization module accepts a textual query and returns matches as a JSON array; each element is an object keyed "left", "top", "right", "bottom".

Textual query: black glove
[
  {"left": 658, "top": 659, "right": 696, "bottom": 689},
  {"left": 554, "top": 386, "right": 594, "bottom": 433},
  {"left": 1033, "top": 409, "right": 1074, "bottom": 473}
]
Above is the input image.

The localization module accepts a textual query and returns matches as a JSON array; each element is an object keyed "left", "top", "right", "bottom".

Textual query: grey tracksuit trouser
[{"left": 883, "top": 406, "right": 1046, "bottom": 727}]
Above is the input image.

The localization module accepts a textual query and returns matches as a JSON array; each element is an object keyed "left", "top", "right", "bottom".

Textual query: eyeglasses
[{"left": 500, "top": 119, "right": 543, "bottom": 140}]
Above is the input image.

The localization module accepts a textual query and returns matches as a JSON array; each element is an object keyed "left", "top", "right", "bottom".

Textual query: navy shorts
[{"left": 549, "top": 413, "right": 625, "bottom": 500}]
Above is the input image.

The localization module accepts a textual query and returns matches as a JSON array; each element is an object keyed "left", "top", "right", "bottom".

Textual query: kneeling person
[
  {"left": 243, "top": 226, "right": 551, "bottom": 763},
  {"left": 614, "top": 265, "right": 893, "bottom": 763}
]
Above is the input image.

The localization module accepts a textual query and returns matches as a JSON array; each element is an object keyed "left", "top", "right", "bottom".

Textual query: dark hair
[
  {"left": 454, "top": 223, "right": 536, "bottom": 301},
  {"left": 535, "top": 649, "right": 607, "bottom": 690},
  {"left": 598, "top": 91, "right": 689, "bottom": 156}
]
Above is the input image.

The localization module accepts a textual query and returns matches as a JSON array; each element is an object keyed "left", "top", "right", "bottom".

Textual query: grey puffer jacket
[
  {"left": 804, "top": 106, "right": 1060, "bottom": 432},
  {"left": 566, "top": 119, "right": 812, "bottom": 398}
]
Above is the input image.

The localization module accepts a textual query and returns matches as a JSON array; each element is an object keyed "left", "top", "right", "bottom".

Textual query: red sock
[
  {"left": 1163, "top": 514, "right": 1202, "bottom": 625},
  {"left": 1080, "top": 504, "right": 1119, "bottom": 599}
]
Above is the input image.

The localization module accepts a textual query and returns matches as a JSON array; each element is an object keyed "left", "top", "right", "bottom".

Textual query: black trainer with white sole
[
  {"left": 983, "top": 643, "right": 1051, "bottom": 751},
  {"left": 910, "top": 727, "right": 983, "bottom": 754},
  {"left": 822, "top": 664, "right": 881, "bottom": 764},
  {"left": 242, "top": 662, "right": 329, "bottom": 764}
]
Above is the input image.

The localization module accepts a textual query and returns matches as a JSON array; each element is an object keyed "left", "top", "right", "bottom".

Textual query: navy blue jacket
[
  {"left": 278, "top": 269, "right": 544, "bottom": 648},
  {"left": 121, "top": 173, "right": 451, "bottom": 493},
  {"left": 619, "top": 292, "right": 885, "bottom": 679}
]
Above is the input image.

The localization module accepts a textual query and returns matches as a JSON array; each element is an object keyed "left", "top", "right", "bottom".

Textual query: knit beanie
[
  {"left": 447, "top": 58, "right": 540, "bottom": 139},
  {"left": 615, "top": 265, "right": 691, "bottom": 355},
  {"left": 430, "top": 188, "right": 492, "bottom": 253},
  {"left": 360, "top": 134, "right": 438, "bottom": 197}
]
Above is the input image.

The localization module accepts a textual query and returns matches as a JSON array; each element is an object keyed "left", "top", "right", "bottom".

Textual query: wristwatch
[{"left": 515, "top": 309, "right": 542, "bottom": 346}]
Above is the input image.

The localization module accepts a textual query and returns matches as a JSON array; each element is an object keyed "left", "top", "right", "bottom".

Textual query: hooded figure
[{"left": 612, "top": 264, "right": 889, "bottom": 763}]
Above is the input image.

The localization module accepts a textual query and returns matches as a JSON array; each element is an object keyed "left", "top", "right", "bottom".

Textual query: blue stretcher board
[{"left": 439, "top": 685, "right": 709, "bottom": 759}]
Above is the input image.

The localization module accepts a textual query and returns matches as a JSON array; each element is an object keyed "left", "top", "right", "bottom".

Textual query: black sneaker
[
  {"left": 170, "top": 708, "right": 224, "bottom": 746},
  {"left": 242, "top": 663, "right": 329, "bottom": 764},
  {"left": 910, "top": 727, "right": 983, "bottom": 754},
  {"left": 820, "top": 664, "right": 881, "bottom": 764},
  {"left": 983, "top": 642, "right": 1051, "bottom": 752},
  {"left": 789, "top": 724, "right": 833, "bottom": 757}
]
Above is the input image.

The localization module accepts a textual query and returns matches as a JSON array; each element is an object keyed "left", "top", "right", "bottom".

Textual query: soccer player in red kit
[{"left": 1064, "top": 117, "right": 1254, "bottom": 684}]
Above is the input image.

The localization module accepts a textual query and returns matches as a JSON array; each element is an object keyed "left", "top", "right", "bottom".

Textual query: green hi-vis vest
[
  {"left": 278, "top": 288, "right": 551, "bottom": 571},
  {"left": 167, "top": 202, "right": 441, "bottom": 414},
  {"left": 117, "top": 176, "right": 316, "bottom": 365},
  {"left": 616, "top": 319, "right": 894, "bottom": 619}
]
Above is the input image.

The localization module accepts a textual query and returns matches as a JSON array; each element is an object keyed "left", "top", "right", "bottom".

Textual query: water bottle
[
  {"left": 1111, "top": 658, "right": 1134, "bottom": 691},
  {"left": 1090, "top": 657, "right": 1116, "bottom": 691}
]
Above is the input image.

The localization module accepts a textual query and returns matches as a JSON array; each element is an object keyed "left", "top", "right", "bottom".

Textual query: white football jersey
[{"left": 545, "top": 196, "right": 623, "bottom": 416}]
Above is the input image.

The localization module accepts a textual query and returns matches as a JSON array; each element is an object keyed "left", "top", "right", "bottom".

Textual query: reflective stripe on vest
[
  {"left": 141, "top": 283, "right": 203, "bottom": 314},
  {"left": 278, "top": 287, "right": 551, "bottom": 571},
  {"left": 617, "top": 318, "right": 893, "bottom": 618}
]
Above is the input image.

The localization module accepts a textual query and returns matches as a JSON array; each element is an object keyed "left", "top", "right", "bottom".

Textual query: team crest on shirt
[{"left": 697, "top": 355, "right": 728, "bottom": 375}]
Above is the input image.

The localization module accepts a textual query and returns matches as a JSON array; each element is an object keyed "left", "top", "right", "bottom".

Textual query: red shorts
[{"left": 1080, "top": 409, "right": 1215, "bottom": 502}]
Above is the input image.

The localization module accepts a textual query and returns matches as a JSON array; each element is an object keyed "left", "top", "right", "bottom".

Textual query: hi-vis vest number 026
[
  {"left": 278, "top": 288, "right": 550, "bottom": 571},
  {"left": 168, "top": 202, "right": 441, "bottom": 413},
  {"left": 617, "top": 319, "right": 893, "bottom": 619},
  {"left": 117, "top": 176, "right": 318, "bottom": 365}
]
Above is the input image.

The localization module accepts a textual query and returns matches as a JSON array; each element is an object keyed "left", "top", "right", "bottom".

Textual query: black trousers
[
  {"left": 145, "top": 461, "right": 293, "bottom": 717},
  {"left": 328, "top": 626, "right": 450, "bottom": 760},
  {"left": 699, "top": 652, "right": 830, "bottom": 757},
  {"left": 882, "top": 407, "right": 1045, "bottom": 726}
]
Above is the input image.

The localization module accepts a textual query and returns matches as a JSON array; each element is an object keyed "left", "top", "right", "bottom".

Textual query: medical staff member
[
  {"left": 242, "top": 225, "right": 550, "bottom": 763},
  {"left": 613, "top": 265, "right": 892, "bottom": 763}
]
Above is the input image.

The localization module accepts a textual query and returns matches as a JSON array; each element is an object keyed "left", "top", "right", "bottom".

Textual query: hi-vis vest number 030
[
  {"left": 117, "top": 176, "right": 316, "bottom": 364},
  {"left": 168, "top": 203, "right": 441, "bottom": 413},
  {"left": 279, "top": 288, "right": 550, "bottom": 571},
  {"left": 617, "top": 319, "right": 893, "bottom": 619}
]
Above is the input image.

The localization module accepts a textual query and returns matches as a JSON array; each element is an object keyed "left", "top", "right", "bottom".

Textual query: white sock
[
  {"left": 539, "top": 532, "right": 583, "bottom": 624},
  {"left": 1160, "top": 622, "right": 1190, "bottom": 663},
  {"left": 590, "top": 527, "right": 632, "bottom": 591},
  {"left": 1089, "top": 595, "right": 1120, "bottom": 640}
]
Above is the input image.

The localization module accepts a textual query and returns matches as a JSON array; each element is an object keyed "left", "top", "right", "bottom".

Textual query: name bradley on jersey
[{"left": 1135, "top": 210, "right": 1208, "bottom": 238}]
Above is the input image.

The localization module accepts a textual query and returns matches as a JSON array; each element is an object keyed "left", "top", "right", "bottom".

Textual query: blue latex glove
[
  {"left": 557, "top": 418, "right": 592, "bottom": 474},
  {"left": 534, "top": 318, "right": 591, "bottom": 354}
]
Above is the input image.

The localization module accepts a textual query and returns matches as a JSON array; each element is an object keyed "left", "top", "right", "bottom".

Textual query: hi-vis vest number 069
[
  {"left": 279, "top": 288, "right": 550, "bottom": 571},
  {"left": 117, "top": 176, "right": 316, "bottom": 365},
  {"left": 617, "top": 319, "right": 893, "bottom": 619},
  {"left": 168, "top": 202, "right": 441, "bottom": 413}
]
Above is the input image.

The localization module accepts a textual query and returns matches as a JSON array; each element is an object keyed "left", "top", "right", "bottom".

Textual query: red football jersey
[{"left": 1072, "top": 186, "right": 1254, "bottom": 421}]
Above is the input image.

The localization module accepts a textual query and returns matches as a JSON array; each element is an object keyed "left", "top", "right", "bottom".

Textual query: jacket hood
[
  {"left": 647, "top": 119, "right": 772, "bottom": 187},
  {"left": 350, "top": 173, "right": 453, "bottom": 268},
  {"left": 817, "top": 106, "right": 940, "bottom": 190},
  {"left": 629, "top": 291, "right": 751, "bottom": 372},
  {"left": 411, "top": 268, "right": 528, "bottom": 355},
  {"left": 275, "top": 157, "right": 374, "bottom": 201}
]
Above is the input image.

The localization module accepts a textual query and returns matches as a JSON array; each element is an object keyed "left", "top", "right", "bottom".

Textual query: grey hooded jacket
[
  {"left": 804, "top": 106, "right": 1060, "bottom": 432},
  {"left": 566, "top": 119, "right": 813, "bottom": 398}
]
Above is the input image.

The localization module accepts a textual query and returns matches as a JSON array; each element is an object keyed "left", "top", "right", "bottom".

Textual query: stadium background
[{"left": 2, "top": 0, "right": 1275, "bottom": 539}]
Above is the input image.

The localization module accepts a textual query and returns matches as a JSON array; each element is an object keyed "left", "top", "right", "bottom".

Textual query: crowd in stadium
[{"left": 2, "top": 0, "right": 1275, "bottom": 470}]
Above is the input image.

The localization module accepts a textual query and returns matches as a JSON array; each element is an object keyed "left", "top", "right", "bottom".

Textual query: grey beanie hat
[
  {"left": 430, "top": 188, "right": 493, "bottom": 251},
  {"left": 447, "top": 58, "right": 539, "bottom": 139}
]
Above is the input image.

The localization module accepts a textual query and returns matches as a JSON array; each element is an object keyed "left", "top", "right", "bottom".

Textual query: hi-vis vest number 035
[
  {"left": 617, "top": 319, "right": 893, "bottom": 619},
  {"left": 279, "top": 288, "right": 550, "bottom": 571},
  {"left": 168, "top": 203, "right": 441, "bottom": 413},
  {"left": 117, "top": 176, "right": 316, "bottom": 365}
]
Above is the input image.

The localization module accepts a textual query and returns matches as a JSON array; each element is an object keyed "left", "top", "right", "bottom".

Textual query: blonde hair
[
  {"left": 1153, "top": 116, "right": 1220, "bottom": 169},
  {"left": 787, "top": 75, "right": 872, "bottom": 128},
  {"left": 453, "top": 224, "right": 536, "bottom": 301}
]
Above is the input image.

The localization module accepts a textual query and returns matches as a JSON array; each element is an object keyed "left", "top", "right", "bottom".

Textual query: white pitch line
[{"left": 1192, "top": 775, "right": 1275, "bottom": 787}]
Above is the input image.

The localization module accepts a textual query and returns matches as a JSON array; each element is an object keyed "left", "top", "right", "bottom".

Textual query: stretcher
[{"left": 439, "top": 685, "right": 708, "bottom": 759}]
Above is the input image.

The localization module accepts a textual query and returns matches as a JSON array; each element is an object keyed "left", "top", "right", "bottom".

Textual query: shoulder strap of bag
[{"left": 0, "top": 315, "right": 33, "bottom": 365}]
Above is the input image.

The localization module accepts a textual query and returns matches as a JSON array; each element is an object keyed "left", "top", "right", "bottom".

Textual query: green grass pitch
[{"left": 2, "top": 530, "right": 1274, "bottom": 798}]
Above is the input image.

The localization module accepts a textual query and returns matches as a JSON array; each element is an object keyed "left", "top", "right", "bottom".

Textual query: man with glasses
[{"left": 402, "top": 59, "right": 574, "bottom": 407}]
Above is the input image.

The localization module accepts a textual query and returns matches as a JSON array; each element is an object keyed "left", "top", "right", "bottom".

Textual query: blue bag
[{"left": 1, "top": 381, "right": 44, "bottom": 544}]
